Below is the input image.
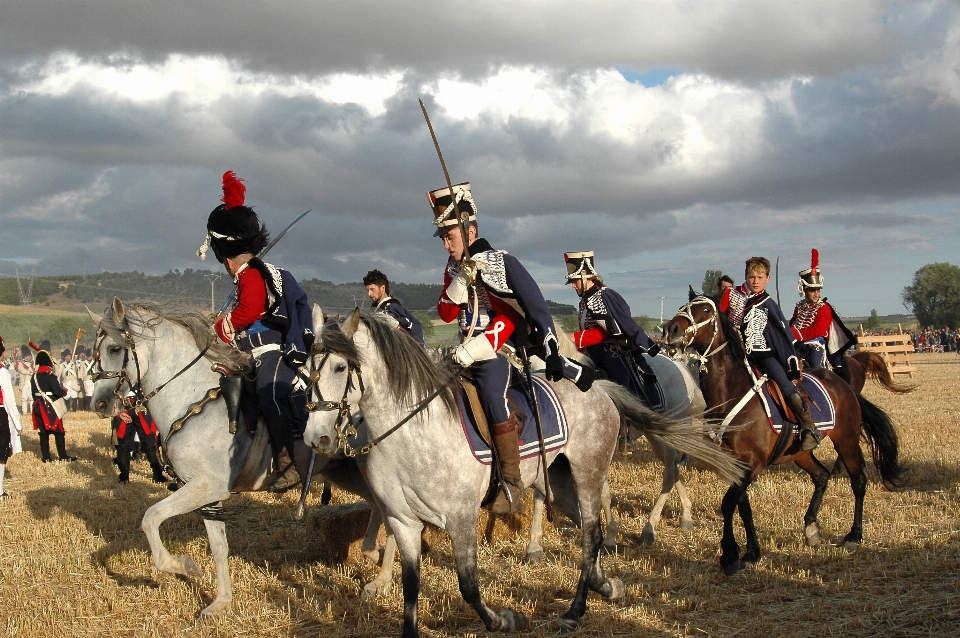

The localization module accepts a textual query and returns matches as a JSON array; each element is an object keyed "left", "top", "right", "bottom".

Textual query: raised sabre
[{"left": 217, "top": 209, "right": 312, "bottom": 315}]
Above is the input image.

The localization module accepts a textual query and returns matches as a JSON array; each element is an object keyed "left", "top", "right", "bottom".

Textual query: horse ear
[
  {"left": 688, "top": 285, "right": 697, "bottom": 301},
  {"left": 86, "top": 306, "right": 103, "bottom": 329},
  {"left": 342, "top": 308, "right": 361, "bottom": 338},
  {"left": 112, "top": 297, "right": 125, "bottom": 324},
  {"left": 311, "top": 303, "right": 324, "bottom": 330}
]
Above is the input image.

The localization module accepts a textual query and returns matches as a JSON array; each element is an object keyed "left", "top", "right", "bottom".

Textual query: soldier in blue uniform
[
  {"left": 197, "top": 171, "right": 314, "bottom": 492},
  {"left": 363, "top": 269, "right": 425, "bottom": 345},
  {"left": 431, "top": 182, "right": 593, "bottom": 513},
  {"left": 719, "top": 257, "right": 819, "bottom": 450},
  {"left": 28, "top": 341, "right": 77, "bottom": 462},
  {"left": 563, "top": 251, "right": 661, "bottom": 404}
]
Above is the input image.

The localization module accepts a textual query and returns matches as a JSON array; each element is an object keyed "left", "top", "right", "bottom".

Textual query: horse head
[
  {"left": 664, "top": 296, "right": 723, "bottom": 355},
  {"left": 303, "top": 305, "right": 365, "bottom": 456},
  {"left": 89, "top": 297, "right": 155, "bottom": 417}
]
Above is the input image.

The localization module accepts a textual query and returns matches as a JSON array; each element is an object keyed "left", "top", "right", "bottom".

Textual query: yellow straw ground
[{"left": 2, "top": 354, "right": 958, "bottom": 636}]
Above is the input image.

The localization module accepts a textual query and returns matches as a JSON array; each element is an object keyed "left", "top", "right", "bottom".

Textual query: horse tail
[
  {"left": 850, "top": 351, "right": 916, "bottom": 394},
  {"left": 596, "top": 380, "right": 746, "bottom": 485},
  {"left": 856, "top": 393, "right": 908, "bottom": 488}
]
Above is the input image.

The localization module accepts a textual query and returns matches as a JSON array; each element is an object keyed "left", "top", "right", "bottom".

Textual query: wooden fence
[{"left": 855, "top": 329, "right": 918, "bottom": 378}]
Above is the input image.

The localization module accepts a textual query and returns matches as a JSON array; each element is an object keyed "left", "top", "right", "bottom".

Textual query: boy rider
[{"left": 719, "top": 257, "right": 820, "bottom": 451}]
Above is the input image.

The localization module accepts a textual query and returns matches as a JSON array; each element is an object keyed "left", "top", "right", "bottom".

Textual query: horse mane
[
  {"left": 99, "top": 301, "right": 247, "bottom": 370},
  {"left": 553, "top": 318, "right": 592, "bottom": 365},
  {"left": 716, "top": 307, "right": 746, "bottom": 363},
  {"left": 320, "top": 312, "right": 457, "bottom": 414}
]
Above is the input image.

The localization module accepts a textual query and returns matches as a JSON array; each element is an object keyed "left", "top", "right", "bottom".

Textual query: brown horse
[
  {"left": 664, "top": 296, "right": 906, "bottom": 575},
  {"left": 842, "top": 350, "right": 916, "bottom": 395}
]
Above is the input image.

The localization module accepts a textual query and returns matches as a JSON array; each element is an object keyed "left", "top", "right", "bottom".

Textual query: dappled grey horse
[
  {"left": 302, "top": 309, "right": 743, "bottom": 637},
  {"left": 87, "top": 298, "right": 390, "bottom": 616}
]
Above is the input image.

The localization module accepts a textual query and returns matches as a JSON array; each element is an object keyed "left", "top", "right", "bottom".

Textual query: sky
[{"left": 1, "top": 0, "right": 958, "bottom": 319}]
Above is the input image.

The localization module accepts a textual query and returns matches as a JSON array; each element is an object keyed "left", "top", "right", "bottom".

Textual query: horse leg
[
  {"left": 141, "top": 479, "right": 227, "bottom": 581},
  {"left": 793, "top": 453, "right": 831, "bottom": 548},
  {"left": 639, "top": 442, "right": 679, "bottom": 545},
  {"left": 391, "top": 518, "right": 426, "bottom": 638},
  {"left": 559, "top": 480, "right": 623, "bottom": 632},
  {"left": 674, "top": 476, "right": 694, "bottom": 530},
  {"left": 720, "top": 483, "right": 746, "bottom": 576},
  {"left": 525, "top": 489, "right": 545, "bottom": 564},
  {"left": 361, "top": 507, "right": 397, "bottom": 600},
  {"left": 600, "top": 478, "right": 618, "bottom": 554},
  {"left": 448, "top": 514, "right": 527, "bottom": 633},
  {"left": 837, "top": 445, "right": 867, "bottom": 549},
  {"left": 736, "top": 491, "right": 762, "bottom": 564},
  {"left": 200, "top": 518, "right": 232, "bottom": 617}
]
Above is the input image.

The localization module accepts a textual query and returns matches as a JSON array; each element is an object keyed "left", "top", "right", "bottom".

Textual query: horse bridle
[
  {"left": 305, "top": 349, "right": 367, "bottom": 456},
  {"left": 91, "top": 324, "right": 210, "bottom": 412},
  {"left": 673, "top": 296, "right": 728, "bottom": 373}
]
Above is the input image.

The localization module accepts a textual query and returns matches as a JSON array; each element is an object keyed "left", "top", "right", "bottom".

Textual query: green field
[{"left": 0, "top": 306, "right": 97, "bottom": 351}]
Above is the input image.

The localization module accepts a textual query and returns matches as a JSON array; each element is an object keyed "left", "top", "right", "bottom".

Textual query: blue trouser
[
  {"left": 797, "top": 339, "right": 828, "bottom": 370},
  {"left": 752, "top": 355, "right": 794, "bottom": 397},
  {"left": 472, "top": 354, "right": 512, "bottom": 424},
  {"left": 238, "top": 330, "right": 295, "bottom": 419},
  {"left": 587, "top": 343, "right": 637, "bottom": 394}
]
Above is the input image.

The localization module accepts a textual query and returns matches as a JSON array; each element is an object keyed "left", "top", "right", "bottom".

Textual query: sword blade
[{"left": 420, "top": 99, "right": 470, "bottom": 263}]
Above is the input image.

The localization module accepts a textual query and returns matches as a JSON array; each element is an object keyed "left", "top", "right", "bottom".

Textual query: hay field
[{"left": 2, "top": 355, "right": 958, "bottom": 637}]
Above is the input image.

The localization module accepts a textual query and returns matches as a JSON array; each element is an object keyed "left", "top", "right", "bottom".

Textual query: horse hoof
[
  {"left": 524, "top": 549, "right": 543, "bottom": 565},
  {"left": 838, "top": 540, "right": 860, "bottom": 552},
  {"left": 722, "top": 560, "right": 745, "bottom": 577},
  {"left": 604, "top": 577, "right": 626, "bottom": 601},
  {"left": 361, "top": 546, "right": 381, "bottom": 564},
  {"left": 639, "top": 528, "right": 656, "bottom": 545},
  {"left": 361, "top": 580, "right": 391, "bottom": 601},
  {"left": 741, "top": 549, "right": 760, "bottom": 564},
  {"left": 804, "top": 523, "right": 822, "bottom": 548},
  {"left": 601, "top": 541, "right": 617, "bottom": 555},
  {"left": 680, "top": 518, "right": 694, "bottom": 531},
  {"left": 199, "top": 599, "right": 232, "bottom": 617},
  {"left": 557, "top": 616, "right": 580, "bottom": 634},
  {"left": 499, "top": 609, "right": 528, "bottom": 632}
]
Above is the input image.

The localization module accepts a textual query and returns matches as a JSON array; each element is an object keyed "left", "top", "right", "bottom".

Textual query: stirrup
[
  {"left": 800, "top": 428, "right": 821, "bottom": 451},
  {"left": 267, "top": 462, "right": 302, "bottom": 493}
]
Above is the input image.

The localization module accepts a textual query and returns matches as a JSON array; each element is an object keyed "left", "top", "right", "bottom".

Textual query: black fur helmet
[{"left": 197, "top": 171, "right": 269, "bottom": 263}]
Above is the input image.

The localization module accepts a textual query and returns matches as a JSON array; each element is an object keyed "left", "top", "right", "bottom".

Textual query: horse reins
[{"left": 673, "top": 296, "right": 729, "bottom": 373}]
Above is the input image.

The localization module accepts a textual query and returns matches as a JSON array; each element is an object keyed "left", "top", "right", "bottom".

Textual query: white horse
[
  {"left": 302, "top": 309, "right": 743, "bottom": 637},
  {"left": 527, "top": 326, "right": 707, "bottom": 556},
  {"left": 87, "top": 299, "right": 393, "bottom": 615}
]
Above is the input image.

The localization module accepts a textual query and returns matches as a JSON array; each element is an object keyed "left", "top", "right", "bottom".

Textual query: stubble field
[{"left": 1, "top": 355, "right": 958, "bottom": 637}]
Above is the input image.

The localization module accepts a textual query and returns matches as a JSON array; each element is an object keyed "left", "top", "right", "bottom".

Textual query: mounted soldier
[
  {"left": 564, "top": 251, "right": 662, "bottom": 408},
  {"left": 431, "top": 182, "right": 594, "bottom": 514},
  {"left": 718, "top": 257, "right": 820, "bottom": 451},
  {"left": 197, "top": 170, "right": 314, "bottom": 493},
  {"left": 363, "top": 269, "right": 425, "bottom": 345},
  {"left": 789, "top": 249, "right": 857, "bottom": 381},
  {"left": 29, "top": 340, "right": 76, "bottom": 462}
]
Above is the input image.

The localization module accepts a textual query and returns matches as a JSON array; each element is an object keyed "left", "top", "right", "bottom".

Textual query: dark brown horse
[
  {"left": 842, "top": 350, "right": 916, "bottom": 395},
  {"left": 664, "top": 296, "right": 906, "bottom": 575}
]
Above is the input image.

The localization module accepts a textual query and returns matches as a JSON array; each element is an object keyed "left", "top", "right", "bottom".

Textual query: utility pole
[
  {"left": 204, "top": 273, "right": 221, "bottom": 313},
  {"left": 657, "top": 296, "right": 667, "bottom": 330}
]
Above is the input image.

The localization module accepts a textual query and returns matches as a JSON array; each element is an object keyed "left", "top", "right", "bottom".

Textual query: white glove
[
  {"left": 453, "top": 335, "right": 497, "bottom": 367},
  {"left": 445, "top": 272, "right": 471, "bottom": 305}
]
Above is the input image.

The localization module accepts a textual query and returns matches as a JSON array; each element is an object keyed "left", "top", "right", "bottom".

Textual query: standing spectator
[
  {"left": 28, "top": 341, "right": 76, "bottom": 462},
  {"left": 0, "top": 337, "right": 23, "bottom": 497}
]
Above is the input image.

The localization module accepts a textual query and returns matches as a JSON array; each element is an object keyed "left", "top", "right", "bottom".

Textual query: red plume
[
  {"left": 28, "top": 341, "right": 41, "bottom": 352},
  {"left": 811, "top": 248, "right": 819, "bottom": 277},
  {"left": 221, "top": 171, "right": 246, "bottom": 209}
]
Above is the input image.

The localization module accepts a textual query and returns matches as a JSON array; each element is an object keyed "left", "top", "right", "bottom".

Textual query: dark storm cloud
[{"left": 0, "top": 1, "right": 891, "bottom": 80}]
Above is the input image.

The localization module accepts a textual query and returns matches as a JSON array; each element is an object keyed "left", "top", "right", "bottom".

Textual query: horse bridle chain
[
  {"left": 92, "top": 324, "right": 210, "bottom": 413},
  {"left": 304, "top": 350, "right": 367, "bottom": 456},
  {"left": 674, "top": 296, "right": 728, "bottom": 373}
]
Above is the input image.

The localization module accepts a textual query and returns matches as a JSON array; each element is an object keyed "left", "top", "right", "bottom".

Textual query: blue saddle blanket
[
  {"left": 635, "top": 354, "right": 665, "bottom": 413},
  {"left": 759, "top": 372, "right": 836, "bottom": 434},
  {"left": 457, "top": 375, "right": 569, "bottom": 466}
]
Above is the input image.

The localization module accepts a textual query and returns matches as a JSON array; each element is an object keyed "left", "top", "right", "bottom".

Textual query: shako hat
[
  {"left": 798, "top": 248, "right": 824, "bottom": 292},
  {"left": 20, "top": 344, "right": 31, "bottom": 358},
  {"left": 427, "top": 182, "right": 477, "bottom": 237},
  {"left": 564, "top": 251, "right": 601, "bottom": 284},
  {"left": 29, "top": 341, "right": 54, "bottom": 367},
  {"left": 197, "top": 171, "right": 270, "bottom": 263}
]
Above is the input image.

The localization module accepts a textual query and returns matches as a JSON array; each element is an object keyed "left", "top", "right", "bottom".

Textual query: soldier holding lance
[
  {"left": 431, "top": 182, "right": 594, "bottom": 514},
  {"left": 15, "top": 345, "right": 34, "bottom": 416},
  {"left": 198, "top": 171, "right": 314, "bottom": 493}
]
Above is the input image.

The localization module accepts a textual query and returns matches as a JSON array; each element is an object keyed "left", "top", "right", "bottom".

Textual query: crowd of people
[{"left": 909, "top": 327, "right": 959, "bottom": 353}]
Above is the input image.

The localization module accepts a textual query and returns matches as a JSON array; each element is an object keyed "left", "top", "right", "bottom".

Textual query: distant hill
[{"left": 1, "top": 270, "right": 575, "bottom": 319}]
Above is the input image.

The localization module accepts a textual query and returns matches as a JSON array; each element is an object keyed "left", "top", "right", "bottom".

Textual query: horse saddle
[
  {"left": 456, "top": 373, "right": 569, "bottom": 466},
  {"left": 755, "top": 371, "right": 837, "bottom": 435},
  {"left": 634, "top": 353, "right": 666, "bottom": 413}
]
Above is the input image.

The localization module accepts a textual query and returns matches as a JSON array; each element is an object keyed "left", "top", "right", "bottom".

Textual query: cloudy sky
[{"left": 2, "top": 0, "right": 958, "bottom": 319}]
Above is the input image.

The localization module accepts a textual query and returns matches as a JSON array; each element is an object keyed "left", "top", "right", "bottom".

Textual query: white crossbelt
[
  {"left": 712, "top": 374, "right": 767, "bottom": 441},
  {"left": 251, "top": 343, "right": 281, "bottom": 358}
]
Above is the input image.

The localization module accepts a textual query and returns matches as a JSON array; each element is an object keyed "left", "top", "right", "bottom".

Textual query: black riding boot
[
  {"left": 116, "top": 448, "right": 132, "bottom": 483},
  {"left": 54, "top": 432, "right": 76, "bottom": 461},
  {"left": 144, "top": 445, "right": 167, "bottom": 483},
  {"left": 39, "top": 433, "right": 53, "bottom": 463},
  {"left": 264, "top": 415, "right": 301, "bottom": 493},
  {"left": 786, "top": 387, "right": 820, "bottom": 451}
]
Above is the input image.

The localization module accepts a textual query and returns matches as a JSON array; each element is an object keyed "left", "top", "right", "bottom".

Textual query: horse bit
[
  {"left": 304, "top": 350, "right": 368, "bottom": 457},
  {"left": 673, "top": 296, "right": 728, "bottom": 373}
]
